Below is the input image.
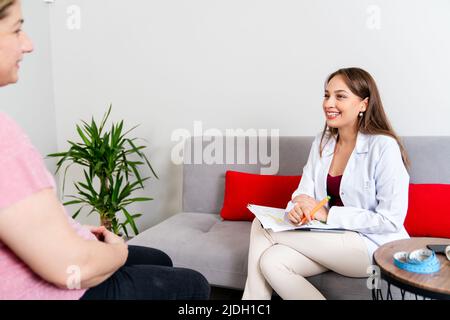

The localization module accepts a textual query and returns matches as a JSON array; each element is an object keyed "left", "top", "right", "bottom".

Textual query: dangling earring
[{"left": 359, "top": 112, "right": 364, "bottom": 117}]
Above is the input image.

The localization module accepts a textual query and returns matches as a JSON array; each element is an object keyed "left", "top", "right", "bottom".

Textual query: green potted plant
[{"left": 48, "top": 105, "right": 158, "bottom": 237}]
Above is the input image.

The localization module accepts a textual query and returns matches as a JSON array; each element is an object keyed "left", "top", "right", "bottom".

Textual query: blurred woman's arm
[{"left": 0, "top": 188, "right": 128, "bottom": 289}]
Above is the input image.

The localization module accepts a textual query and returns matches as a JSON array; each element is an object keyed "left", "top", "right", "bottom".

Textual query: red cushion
[
  {"left": 220, "top": 171, "right": 301, "bottom": 221},
  {"left": 404, "top": 184, "right": 450, "bottom": 238}
]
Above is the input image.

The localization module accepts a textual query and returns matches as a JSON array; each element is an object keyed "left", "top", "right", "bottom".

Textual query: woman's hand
[
  {"left": 287, "top": 202, "right": 308, "bottom": 225},
  {"left": 86, "top": 225, "right": 126, "bottom": 245},
  {"left": 290, "top": 195, "right": 329, "bottom": 224}
]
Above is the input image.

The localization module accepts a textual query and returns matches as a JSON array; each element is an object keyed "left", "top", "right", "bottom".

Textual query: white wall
[
  {"left": 0, "top": 0, "right": 57, "bottom": 171},
  {"left": 44, "top": 0, "right": 450, "bottom": 231}
]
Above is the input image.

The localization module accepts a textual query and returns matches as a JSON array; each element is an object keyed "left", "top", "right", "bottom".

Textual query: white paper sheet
[{"left": 247, "top": 204, "right": 345, "bottom": 233}]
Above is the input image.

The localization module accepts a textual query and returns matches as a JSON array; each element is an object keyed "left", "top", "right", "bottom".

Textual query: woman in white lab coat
[{"left": 242, "top": 67, "right": 410, "bottom": 300}]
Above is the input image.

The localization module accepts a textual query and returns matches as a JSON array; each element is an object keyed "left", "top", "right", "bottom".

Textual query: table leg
[{"left": 387, "top": 283, "right": 393, "bottom": 300}]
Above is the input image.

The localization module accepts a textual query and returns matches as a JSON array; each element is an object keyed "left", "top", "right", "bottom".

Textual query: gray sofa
[{"left": 129, "top": 136, "right": 450, "bottom": 299}]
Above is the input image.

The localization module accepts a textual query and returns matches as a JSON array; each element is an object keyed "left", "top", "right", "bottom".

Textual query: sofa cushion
[
  {"left": 128, "top": 212, "right": 252, "bottom": 289},
  {"left": 404, "top": 184, "right": 450, "bottom": 238},
  {"left": 220, "top": 171, "right": 301, "bottom": 221}
]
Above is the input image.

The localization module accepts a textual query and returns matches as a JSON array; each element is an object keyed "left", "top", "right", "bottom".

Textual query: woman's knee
[
  {"left": 259, "top": 245, "right": 284, "bottom": 278},
  {"left": 127, "top": 245, "right": 173, "bottom": 267},
  {"left": 180, "top": 268, "right": 211, "bottom": 299},
  {"left": 259, "top": 245, "right": 312, "bottom": 278},
  {"left": 151, "top": 248, "right": 173, "bottom": 267}
]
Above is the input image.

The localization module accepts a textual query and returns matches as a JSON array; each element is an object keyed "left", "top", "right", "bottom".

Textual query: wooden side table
[{"left": 373, "top": 237, "right": 450, "bottom": 300}]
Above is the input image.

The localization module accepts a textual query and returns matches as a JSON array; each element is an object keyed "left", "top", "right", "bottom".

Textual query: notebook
[{"left": 247, "top": 204, "right": 346, "bottom": 233}]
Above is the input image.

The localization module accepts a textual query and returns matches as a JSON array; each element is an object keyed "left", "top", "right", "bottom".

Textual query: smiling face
[
  {"left": 323, "top": 75, "right": 368, "bottom": 130},
  {"left": 0, "top": 0, "right": 33, "bottom": 87}
]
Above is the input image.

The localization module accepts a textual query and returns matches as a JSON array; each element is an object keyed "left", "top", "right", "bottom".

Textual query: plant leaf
[
  {"left": 122, "top": 208, "right": 139, "bottom": 235},
  {"left": 63, "top": 199, "right": 86, "bottom": 206},
  {"left": 99, "top": 104, "right": 112, "bottom": 134},
  {"left": 76, "top": 125, "right": 91, "bottom": 147},
  {"left": 72, "top": 206, "right": 85, "bottom": 219}
]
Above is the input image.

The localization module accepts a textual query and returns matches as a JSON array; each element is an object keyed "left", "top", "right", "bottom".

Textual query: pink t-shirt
[{"left": 0, "top": 112, "right": 97, "bottom": 300}]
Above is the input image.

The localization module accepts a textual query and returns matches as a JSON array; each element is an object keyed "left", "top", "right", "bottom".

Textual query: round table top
[{"left": 373, "top": 237, "right": 450, "bottom": 297}]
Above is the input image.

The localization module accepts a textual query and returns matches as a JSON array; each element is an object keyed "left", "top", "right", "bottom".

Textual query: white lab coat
[{"left": 286, "top": 131, "right": 410, "bottom": 258}]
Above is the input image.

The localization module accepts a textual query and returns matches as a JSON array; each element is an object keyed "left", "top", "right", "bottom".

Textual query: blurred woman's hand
[
  {"left": 86, "top": 225, "right": 126, "bottom": 245},
  {"left": 0, "top": 189, "right": 128, "bottom": 289}
]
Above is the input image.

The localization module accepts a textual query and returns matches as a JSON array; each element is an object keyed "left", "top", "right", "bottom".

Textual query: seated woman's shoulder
[
  {"left": 0, "top": 112, "right": 21, "bottom": 133},
  {"left": 0, "top": 113, "right": 29, "bottom": 150},
  {"left": 370, "top": 134, "right": 399, "bottom": 149}
]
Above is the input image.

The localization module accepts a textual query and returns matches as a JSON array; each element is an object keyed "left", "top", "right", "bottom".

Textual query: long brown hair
[
  {"left": 0, "top": 0, "right": 15, "bottom": 20},
  {"left": 320, "top": 67, "right": 410, "bottom": 171}
]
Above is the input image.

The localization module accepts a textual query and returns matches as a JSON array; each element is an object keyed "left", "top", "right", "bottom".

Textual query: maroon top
[{"left": 327, "top": 174, "right": 344, "bottom": 207}]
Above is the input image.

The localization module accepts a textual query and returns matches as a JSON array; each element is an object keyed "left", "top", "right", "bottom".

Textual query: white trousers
[{"left": 242, "top": 219, "right": 372, "bottom": 300}]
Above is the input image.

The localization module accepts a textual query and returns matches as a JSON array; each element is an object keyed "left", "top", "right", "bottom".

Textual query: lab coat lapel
[
  {"left": 345, "top": 131, "right": 370, "bottom": 177},
  {"left": 316, "top": 131, "right": 369, "bottom": 203},
  {"left": 317, "top": 134, "right": 336, "bottom": 202},
  {"left": 339, "top": 132, "right": 370, "bottom": 200}
]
